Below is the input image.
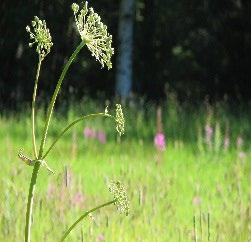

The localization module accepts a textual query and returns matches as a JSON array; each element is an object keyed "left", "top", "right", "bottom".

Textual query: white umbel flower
[
  {"left": 26, "top": 16, "right": 53, "bottom": 60},
  {"left": 72, "top": 2, "right": 114, "bottom": 69}
]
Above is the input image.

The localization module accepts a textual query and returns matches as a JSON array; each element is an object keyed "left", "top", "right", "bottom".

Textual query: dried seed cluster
[
  {"left": 115, "top": 104, "right": 125, "bottom": 136},
  {"left": 108, "top": 180, "right": 129, "bottom": 216}
]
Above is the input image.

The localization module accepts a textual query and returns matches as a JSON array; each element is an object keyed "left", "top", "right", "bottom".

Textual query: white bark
[{"left": 115, "top": 0, "right": 135, "bottom": 98}]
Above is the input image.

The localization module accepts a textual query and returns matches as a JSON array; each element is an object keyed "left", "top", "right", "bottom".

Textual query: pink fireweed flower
[
  {"left": 192, "top": 195, "right": 202, "bottom": 206},
  {"left": 97, "top": 130, "right": 106, "bottom": 144},
  {"left": 72, "top": 191, "right": 85, "bottom": 208},
  {"left": 95, "top": 234, "right": 105, "bottom": 242},
  {"left": 238, "top": 151, "right": 246, "bottom": 160},
  {"left": 224, "top": 136, "right": 230, "bottom": 151},
  {"left": 154, "top": 132, "right": 166, "bottom": 151},
  {"left": 83, "top": 127, "right": 96, "bottom": 138},
  {"left": 236, "top": 136, "right": 244, "bottom": 149},
  {"left": 205, "top": 124, "right": 213, "bottom": 146}
]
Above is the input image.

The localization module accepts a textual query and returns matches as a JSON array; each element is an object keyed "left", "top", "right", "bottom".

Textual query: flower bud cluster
[{"left": 26, "top": 16, "right": 53, "bottom": 60}]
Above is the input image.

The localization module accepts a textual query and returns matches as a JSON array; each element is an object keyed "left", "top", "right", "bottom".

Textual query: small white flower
[
  {"left": 72, "top": 2, "right": 114, "bottom": 69},
  {"left": 26, "top": 16, "right": 53, "bottom": 60}
]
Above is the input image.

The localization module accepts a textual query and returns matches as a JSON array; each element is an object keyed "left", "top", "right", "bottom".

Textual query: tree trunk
[{"left": 115, "top": 0, "right": 135, "bottom": 99}]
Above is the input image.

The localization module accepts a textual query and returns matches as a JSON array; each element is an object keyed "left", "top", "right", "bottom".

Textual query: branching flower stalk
[
  {"left": 25, "top": 38, "right": 86, "bottom": 242},
  {"left": 26, "top": 16, "right": 53, "bottom": 159},
  {"left": 42, "top": 104, "right": 124, "bottom": 159},
  {"left": 59, "top": 199, "right": 116, "bottom": 242},
  {"left": 37, "top": 40, "right": 85, "bottom": 159},
  {"left": 22, "top": 2, "right": 126, "bottom": 242},
  {"left": 59, "top": 181, "right": 129, "bottom": 242},
  {"left": 25, "top": 17, "right": 53, "bottom": 242},
  {"left": 42, "top": 112, "right": 112, "bottom": 159},
  {"left": 31, "top": 58, "right": 41, "bottom": 159}
]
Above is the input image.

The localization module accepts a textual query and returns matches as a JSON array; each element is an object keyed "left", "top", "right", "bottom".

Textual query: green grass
[{"left": 0, "top": 100, "right": 251, "bottom": 241}]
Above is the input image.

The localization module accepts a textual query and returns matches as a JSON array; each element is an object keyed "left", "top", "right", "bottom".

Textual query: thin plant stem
[
  {"left": 42, "top": 113, "right": 113, "bottom": 159},
  {"left": 24, "top": 162, "right": 41, "bottom": 242},
  {"left": 193, "top": 215, "right": 197, "bottom": 242},
  {"left": 32, "top": 57, "right": 42, "bottom": 159},
  {"left": 207, "top": 213, "right": 210, "bottom": 241},
  {"left": 25, "top": 41, "right": 85, "bottom": 242},
  {"left": 38, "top": 41, "right": 85, "bottom": 158},
  {"left": 25, "top": 56, "right": 42, "bottom": 242},
  {"left": 59, "top": 199, "right": 116, "bottom": 242},
  {"left": 200, "top": 211, "right": 203, "bottom": 241}
]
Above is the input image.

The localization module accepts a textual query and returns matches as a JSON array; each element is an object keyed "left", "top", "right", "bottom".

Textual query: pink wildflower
[
  {"left": 192, "top": 196, "right": 202, "bottom": 206},
  {"left": 205, "top": 124, "right": 213, "bottom": 146},
  {"left": 238, "top": 151, "right": 246, "bottom": 160},
  {"left": 236, "top": 136, "right": 244, "bottom": 149},
  {"left": 154, "top": 132, "right": 166, "bottom": 151},
  {"left": 95, "top": 234, "right": 105, "bottom": 242},
  {"left": 224, "top": 136, "right": 230, "bottom": 151},
  {"left": 83, "top": 127, "right": 96, "bottom": 138},
  {"left": 72, "top": 191, "right": 85, "bottom": 208},
  {"left": 97, "top": 130, "right": 106, "bottom": 144}
]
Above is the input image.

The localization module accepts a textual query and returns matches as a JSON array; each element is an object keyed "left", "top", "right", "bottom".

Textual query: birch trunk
[{"left": 115, "top": 0, "right": 135, "bottom": 99}]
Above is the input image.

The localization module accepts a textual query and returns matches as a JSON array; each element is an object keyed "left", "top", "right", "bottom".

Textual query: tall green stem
[
  {"left": 32, "top": 57, "right": 42, "bottom": 159},
  {"left": 59, "top": 199, "right": 116, "bottom": 242},
  {"left": 42, "top": 113, "right": 113, "bottom": 159},
  {"left": 24, "top": 162, "right": 41, "bottom": 242},
  {"left": 25, "top": 41, "right": 85, "bottom": 242},
  {"left": 38, "top": 41, "right": 85, "bottom": 158}
]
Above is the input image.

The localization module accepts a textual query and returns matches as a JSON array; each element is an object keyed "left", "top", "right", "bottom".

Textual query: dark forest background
[{"left": 0, "top": 0, "right": 251, "bottom": 109}]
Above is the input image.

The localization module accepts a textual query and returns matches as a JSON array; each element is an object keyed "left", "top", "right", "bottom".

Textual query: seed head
[
  {"left": 108, "top": 181, "right": 129, "bottom": 216},
  {"left": 26, "top": 16, "right": 53, "bottom": 60},
  {"left": 115, "top": 104, "right": 125, "bottom": 136},
  {"left": 71, "top": 2, "right": 114, "bottom": 69}
]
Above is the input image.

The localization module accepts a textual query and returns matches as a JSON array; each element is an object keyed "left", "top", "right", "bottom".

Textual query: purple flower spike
[{"left": 154, "top": 132, "right": 166, "bottom": 151}]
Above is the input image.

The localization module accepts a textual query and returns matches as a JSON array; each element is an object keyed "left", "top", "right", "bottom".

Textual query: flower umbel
[
  {"left": 115, "top": 104, "right": 125, "bottom": 136},
  {"left": 108, "top": 181, "right": 129, "bottom": 216},
  {"left": 26, "top": 16, "right": 53, "bottom": 60},
  {"left": 72, "top": 2, "right": 114, "bottom": 69}
]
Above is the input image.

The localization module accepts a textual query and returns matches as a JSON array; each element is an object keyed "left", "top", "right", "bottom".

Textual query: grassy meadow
[{"left": 0, "top": 99, "right": 251, "bottom": 242}]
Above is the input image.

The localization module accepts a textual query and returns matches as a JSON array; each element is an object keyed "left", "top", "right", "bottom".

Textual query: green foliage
[{"left": 0, "top": 101, "right": 250, "bottom": 241}]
